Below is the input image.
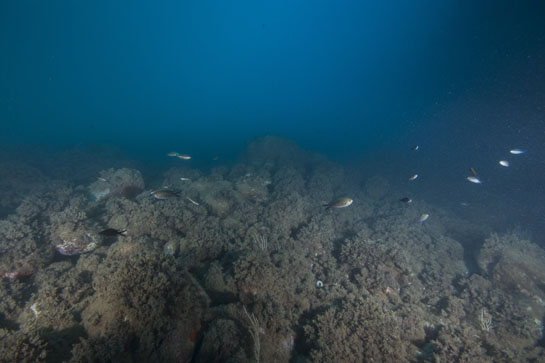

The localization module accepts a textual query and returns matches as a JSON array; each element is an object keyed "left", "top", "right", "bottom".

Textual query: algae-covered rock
[
  {"left": 0, "top": 329, "right": 48, "bottom": 362},
  {"left": 88, "top": 168, "right": 145, "bottom": 201},
  {"left": 77, "top": 245, "right": 209, "bottom": 362},
  {"left": 194, "top": 318, "right": 250, "bottom": 363},
  {"left": 1, "top": 136, "right": 544, "bottom": 362},
  {"left": 304, "top": 297, "right": 410, "bottom": 362},
  {"left": 478, "top": 232, "right": 545, "bottom": 299}
]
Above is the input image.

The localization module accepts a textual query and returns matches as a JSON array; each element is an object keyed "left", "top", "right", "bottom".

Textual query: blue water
[{"left": 5, "top": 1, "right": 542, "bottom": 237}]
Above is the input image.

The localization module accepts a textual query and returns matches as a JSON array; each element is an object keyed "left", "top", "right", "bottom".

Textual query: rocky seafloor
[{"left": 1, "top": 136, "right": 545, "bottom": 362}]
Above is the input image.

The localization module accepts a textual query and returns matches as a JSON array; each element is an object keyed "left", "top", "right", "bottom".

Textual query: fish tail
[{"left": 119, "top": 230, "right": 128, "bottom": 237}]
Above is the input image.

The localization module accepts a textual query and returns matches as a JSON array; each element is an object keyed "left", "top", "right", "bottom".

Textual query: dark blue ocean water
[{"left": 1, "top": 1, "right": 544, "bottom": 237}]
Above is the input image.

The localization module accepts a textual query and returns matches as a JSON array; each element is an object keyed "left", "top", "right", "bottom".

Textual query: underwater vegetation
[{"left": 0, "top": 136, "right": 545, "bottom": 362}]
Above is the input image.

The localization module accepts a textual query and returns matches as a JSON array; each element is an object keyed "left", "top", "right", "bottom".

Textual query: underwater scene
[{"left": 1, "top": 1, "right": 545, "bottom": 362}]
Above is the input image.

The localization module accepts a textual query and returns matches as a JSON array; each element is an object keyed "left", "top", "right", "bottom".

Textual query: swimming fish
[
  {"left": 411, "top": 145, "right": 419, "bottom": 151},
  {"left": 499, "top": 160, "right": 509, "bottom": 167},
  {"left": 510, "top": 149, "right": 526, "bottom": 155},
  {"left": 324, "top": 197, "right": 353, "bottom": 209},
  {"left": 99, "top": 228, "right": 127, "bottom": 237},
  {"left": 467, "top": 176, "right": 482, "bottom": 184},
  {"left": 97, "top": 177, "right": 108, "bottom": 182},
  {"left": 418, "top": 214, "right": 429, "bottom": 223},
  {"left": 167, "top": 152, "right": 179, "bottom": 157},
  {"left": 151, "top": 189, "right": 181, "bottom": 199},
  {"left": 409, "top": 174, "right": 418, "bottom": 181},
  {"left": 180, "top": 177, "right": 191, "bottom": 181},
  {"left": 469, "top": 168, "right": 478, "bottom": 177},
  {"left": 186, "top": 197, "right": 199, "bottom": 205},
  {"left": 400, "top": 197, "right": 413, "bottom": 203},
  {"left": 176, "top": 154, "right": 191, "bottom": 160}
]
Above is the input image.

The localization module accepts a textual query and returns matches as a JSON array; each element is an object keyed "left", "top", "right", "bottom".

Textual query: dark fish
[
  {"left": 152, "top": 189, "right": 181, "bottom": 199},
  {"left": 411, "top": 145, "right": 419, "bottom": 151},
  {"left": 469, "top": 167, "right": 478, "bottom": 177},
  {"left": 400, "top": 197, "right": 412, "bottom": 203},
  {"left": 99, "top": 228, "right": 127, "bottom": 237}
]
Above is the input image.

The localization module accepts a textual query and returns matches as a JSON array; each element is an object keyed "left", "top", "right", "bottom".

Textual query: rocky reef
[
  {"left": 88, "top": 168, "right": 145, "bottom": 201},
  {"left": 0, "top": 136, "right": 544, "bottom": 361}
]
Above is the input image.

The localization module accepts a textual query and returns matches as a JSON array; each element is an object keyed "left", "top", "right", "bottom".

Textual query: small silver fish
[
  {"left": 180, "top": 177, "right": 191, "bottom": 181},
  {"left": 167, "top": 152, "right": 179, "bottom": 157},
  {"left": 324, "top": 197, "right": 353, "bottom": 209},
  {"left": 176, "top": 154, "right": 191, "bottom": 160},
  {"left": 418, "top": 214, "right": 429, "bottom": 223},
  {"left": 499, "top": 160, "right": 509, "bottom": 167},
  {"left": 510, "top": 149, "right": 526, "bottom": 155},
  {"left": 186, "top": 197, "right": 199, "bottom": 205},
  {"left": 97, "top": 177, "right": 107, "bottom": 182},
  {"left": 409, "top": 174, "right": 418, "bottom": 181},
  {"left": 460, "top": 202, "right": 470, "bottom": 207},
  {"left": 30, "top": 302, "right": 40, "bottom": 318},
  {"left": 467, "top": 176, "right": 482, "bottom": 184},
  {"left": 411, "top": 145, "right": 419, "bottom": 151}
]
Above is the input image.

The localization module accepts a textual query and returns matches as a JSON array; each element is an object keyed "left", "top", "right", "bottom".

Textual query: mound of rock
[
  {"left": 88, "top": 168, "right": 145, "bottom": 201},
  {"left": 240, "top": 135, "right": 324, "bottom": 170},
  {"left": 77, "top": 245, "right": 209, "bottom": 361},
  {"left": 478, "top": 233, "right": 545, "bottom": 301}
]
